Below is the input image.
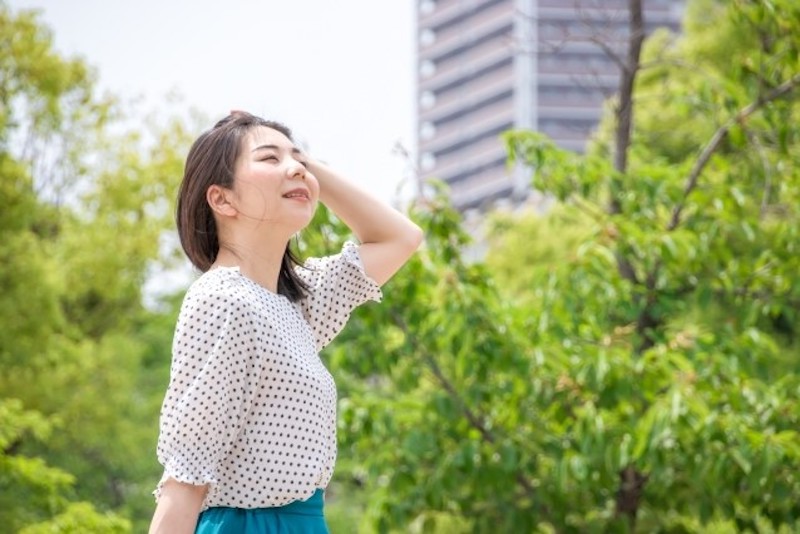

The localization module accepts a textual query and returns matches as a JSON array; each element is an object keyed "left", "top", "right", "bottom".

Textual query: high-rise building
[{"left": 416, "top": 0, "right": 684, "bottom": 211}]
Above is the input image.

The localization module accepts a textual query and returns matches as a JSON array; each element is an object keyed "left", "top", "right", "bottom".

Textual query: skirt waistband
[
  {"left": 206, "top": 488, "right": 324, "bottom": 517},
  {"left": 196, "top": 489, "right": 329, "bottom": 533}
]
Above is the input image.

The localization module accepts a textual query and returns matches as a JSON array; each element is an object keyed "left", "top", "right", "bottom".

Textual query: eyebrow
[{"left": 251, "top": 144, "right": 302, "bottom": 154}]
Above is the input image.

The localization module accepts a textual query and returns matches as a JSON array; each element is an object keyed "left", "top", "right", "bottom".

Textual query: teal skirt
[{"left": 195, "top": 489, "right": 328, "bottom": 534}]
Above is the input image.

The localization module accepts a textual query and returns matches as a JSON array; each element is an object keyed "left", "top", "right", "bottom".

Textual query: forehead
[{"left": 244, "top": 126, "right": 295, "bottom": 150}]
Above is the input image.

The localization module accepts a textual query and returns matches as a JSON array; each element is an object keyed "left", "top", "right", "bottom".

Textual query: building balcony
[
  {"left": 421, "top": 101, "right": 514, "bottom": 155},
  {"left": 421, "top": 111, "right": 513, "bottom": 157},
  {"left": 420, "top": 41, "right": 514, "bottom": 90},
  {"left": 419, "top": 0, "right": 512, "bottom": 37},
  {"left": 536, "top": 105, "right": 604, "bottom": 120},
  {"left": 421, "top": 55, "right": 514, "bottom": 107},
  {"left": 449, "top": 168, "right": 515, "bottom": 211},
  {"left": 537, "top": 4, "right": 679, "bottom": 25},
  {"left": 425, "top": 133, "right": 510, "bottom": 179},
  {"left": 537, "top": 72, "right": 619, "bottom": 89},
  {"left": 418, "top": 0, "right": 464, "bottom": 29},
  {"left": 419, "top": 75, "right": 512, "bottom": 123},
  {"left": 420, "top": 3, "right": 513, "bottom": 59},
  {"left": 539, "top": 117, "right": 599, "bottom": 140}
]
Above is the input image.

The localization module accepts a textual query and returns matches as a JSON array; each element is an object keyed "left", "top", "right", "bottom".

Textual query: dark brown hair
[{"left": 176, "top": 111, "right": 309, "bottom": 301}]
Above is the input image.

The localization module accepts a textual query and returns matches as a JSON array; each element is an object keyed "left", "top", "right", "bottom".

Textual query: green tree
[
  {"left": 0, "top": 2, "right": 193, "bottom": 531},
  {"left": 324, "top": 0, "right": 800, "bottom": 532},
  {"left": 0, "top": 400, "right": 132, "bottom": 533},
  {"left": 495, "top": 0, "right": 800, "bottom": 530}
]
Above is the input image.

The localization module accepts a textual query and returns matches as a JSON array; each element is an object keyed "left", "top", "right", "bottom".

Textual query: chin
[{"left": 290, "top": 210, "right": 316, "bottom": 231}]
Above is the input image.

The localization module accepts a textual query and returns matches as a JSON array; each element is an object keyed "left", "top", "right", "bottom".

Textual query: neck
[{"left": 214, "top": 232, "right": 290, "bottom": 293}]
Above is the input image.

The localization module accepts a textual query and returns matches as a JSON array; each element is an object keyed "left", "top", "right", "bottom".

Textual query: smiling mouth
[{"left": 283, "top": 190, "right": 310, "bottom": 200}]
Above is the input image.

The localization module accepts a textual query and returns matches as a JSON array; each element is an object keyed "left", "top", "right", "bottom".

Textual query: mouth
[{"left": 282, "top": 188, "right": 310, "bottom": 201}]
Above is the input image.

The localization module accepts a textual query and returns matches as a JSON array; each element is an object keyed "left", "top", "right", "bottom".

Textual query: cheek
[
  {"left": 308, "top": 175, "right": 321, "bottom": 201},
  {"left": 233, "top": 179, "right": 261, "bottom": 202}
]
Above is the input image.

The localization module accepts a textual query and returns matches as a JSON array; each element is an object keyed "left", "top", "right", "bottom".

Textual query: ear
[{"left": 206, "top": 185, "right": 237, "bottom": 217}]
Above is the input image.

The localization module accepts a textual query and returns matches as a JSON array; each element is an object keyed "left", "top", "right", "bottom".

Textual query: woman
[{"left": 149, "top": 111, "right": 423, "bottom": 533}]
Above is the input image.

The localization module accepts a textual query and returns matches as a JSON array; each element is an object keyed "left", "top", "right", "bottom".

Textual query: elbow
[{"left": 404, "top": 222, "right": 425, "bottom": 254}]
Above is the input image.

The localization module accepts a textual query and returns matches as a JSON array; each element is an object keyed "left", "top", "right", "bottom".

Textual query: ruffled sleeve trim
[
  {"left": 296, "top": 241, "right": 383, "bottom": 351},
  {"left": 339, "top": 241, "right": 383, "bottom": 303},
  {"left": 153, "top": 463, "right": 219, "bottom": 511}
]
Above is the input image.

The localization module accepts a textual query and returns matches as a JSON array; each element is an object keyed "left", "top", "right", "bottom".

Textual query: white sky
[{"left": 8, "top": 0, "right": 418, "bottom": 202}]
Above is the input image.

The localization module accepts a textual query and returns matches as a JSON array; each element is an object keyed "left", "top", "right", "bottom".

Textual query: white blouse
[{"left": 154, "top": 242, "right": 382, "bottom": 510}]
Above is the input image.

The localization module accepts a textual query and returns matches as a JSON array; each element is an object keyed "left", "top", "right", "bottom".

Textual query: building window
[
  {"left": 420, "top": 0, "right": 436, "bottom": 15},
  {"left": 420, "top": 60, "right": 437, "bottom": 78},
  {"left": 420, "top": 122, "right": 436, "bottom": 140},
  {"left": 420, "top": 91, "right": 436, "bottom": 109},
  {"left": 421, "top": 152, "right": 436, "bottom": 171},
  {"left": 420, "top": 29, "right": 436, "bottom": 46}
]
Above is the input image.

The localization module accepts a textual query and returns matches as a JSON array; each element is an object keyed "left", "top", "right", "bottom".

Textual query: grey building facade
[{"left": 416, "top": 0, "right": 684, "bottom": 211}]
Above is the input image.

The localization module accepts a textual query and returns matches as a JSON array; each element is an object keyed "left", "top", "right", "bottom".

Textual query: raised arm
[{"left": 308, "top": 159, "right": 423, "bottom": 286}]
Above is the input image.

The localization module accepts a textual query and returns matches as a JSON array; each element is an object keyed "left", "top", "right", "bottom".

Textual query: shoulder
[
  {"left": 296, "top": 242, "right": 376, "bottom": 291},
  {"left": 180, "top": 267, "right": 259, "bottom": 316},
  {"left": 301, "top": 241, "right": 362, "bottom": 272}
]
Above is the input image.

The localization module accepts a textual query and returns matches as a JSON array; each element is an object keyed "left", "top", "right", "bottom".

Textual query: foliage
[
  {"left": 330, "top": 190, "right": 549, "bottom": 532},
  {"left": 322, "top": 0, "right": 800, "bottom": 532},
  {"left": 484, "top": 204, "right": 595, "bottom": 310},
  {"left": 1, "top": 399, "right": 71, "bottom": 532},
  {"left": 0, "top": 2, "right": 192, "bottom": 531},
  {"left": 18, "top": 502, "right": 131, "bottom": 534}
]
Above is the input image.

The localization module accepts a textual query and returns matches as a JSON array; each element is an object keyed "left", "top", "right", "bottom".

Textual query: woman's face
[{"left": 230, "top": 125, "right": 319, "bottom": 233}]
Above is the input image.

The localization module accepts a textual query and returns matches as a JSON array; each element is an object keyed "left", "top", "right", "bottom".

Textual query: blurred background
[
  {"left": 7, "top": 0, "right": 417, "bottom": 202},
  {"left": 1, "top": 0, "right": 799, "bottom": 532}
]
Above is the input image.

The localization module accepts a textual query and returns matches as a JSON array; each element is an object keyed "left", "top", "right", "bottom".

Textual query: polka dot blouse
[{"left": 154, "top": 242, "right": 382, "bottom": 510}]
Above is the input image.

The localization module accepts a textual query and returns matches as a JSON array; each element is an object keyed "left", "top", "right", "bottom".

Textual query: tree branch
[
  {"left": 390, "top": 311, "right": 540, "bottom": 501},
  {"left": 745, "top": 129, "right": 775, "bottom": 219},
  {"left": 611, "top": 0, "right": 645, "bottom": 196},
  {"left": 569, "top": 194, "right": 607, "bottom": 223},
  {"left": 609, "top": 0, "right": 645, "bottom": 284},
  {"left": 588, "top": 35, "right": 628, "bottom": 73},
  {"left": 667, "top": 72, "right": 800, "bottom": 231}
]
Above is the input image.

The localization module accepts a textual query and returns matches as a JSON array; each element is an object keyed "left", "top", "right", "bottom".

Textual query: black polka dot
[{"left": 154, "top": 242, "right": 382, "bottom": 509}]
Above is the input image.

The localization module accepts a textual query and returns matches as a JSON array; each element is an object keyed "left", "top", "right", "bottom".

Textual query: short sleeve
[
  {"left": 154, "top": 286, "right": 262, "bottom": 503},
  {"left": 297, "top": 241, "right": 382, "bottom": 351}
]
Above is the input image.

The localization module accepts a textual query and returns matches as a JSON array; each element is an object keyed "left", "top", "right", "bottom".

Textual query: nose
[{"left": 286, "top": 159, "right": 306, "bottom": 180}]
